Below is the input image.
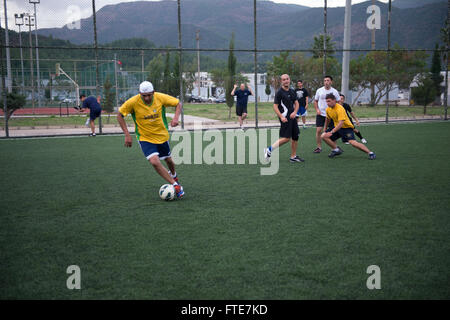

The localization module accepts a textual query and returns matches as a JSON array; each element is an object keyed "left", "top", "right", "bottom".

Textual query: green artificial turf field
[{"left": 0, "top": 122, "right": 449, "bottom": 299}]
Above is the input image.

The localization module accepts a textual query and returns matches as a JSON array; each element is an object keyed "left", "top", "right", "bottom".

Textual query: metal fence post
[
  {"left": 385, "top": 0, "right": 392, "bottom": 124},
  {"left": 92, "top": 0, "right": 102, "bottom": 134},
  {"left": 177, "top": 0, "right": 184, "bottom": 129},
  {"left": 254, "top": 0, "right": 258, "bottom": 129}
]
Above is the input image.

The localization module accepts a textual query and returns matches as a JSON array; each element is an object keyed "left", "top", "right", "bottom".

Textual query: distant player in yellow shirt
[
  {"left": 117, "top": 81, "right": 185, "bottom": 198},
  {"left": 321, "top": 93, "right": 376, "bottom": 160}
]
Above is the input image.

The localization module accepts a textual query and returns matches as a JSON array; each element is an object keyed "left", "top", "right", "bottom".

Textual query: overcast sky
[{"left": 3, "top": 0, "right": 390, "bottom": 31}]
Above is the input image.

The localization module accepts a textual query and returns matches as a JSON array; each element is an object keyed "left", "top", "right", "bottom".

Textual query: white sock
[{"left": 333, "top": 148, "right": 339, "bottom": 152}]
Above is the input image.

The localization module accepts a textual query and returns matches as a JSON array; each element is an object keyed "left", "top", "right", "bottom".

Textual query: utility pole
[
  {"left": 341, "top": 0, "right": 352, "bottom": 100},
  {"left": 370, "top": 0, "right": 376, "bottom": 104},
  {"left": 196, "top": 30, "right": 201, "bottom": 97}
]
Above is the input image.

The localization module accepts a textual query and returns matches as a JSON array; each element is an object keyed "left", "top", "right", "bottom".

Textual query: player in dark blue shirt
[
  {"left": 231, "top": 83, "right": 253, "bottom": 130},
  {"left": 79, "top": 95, "right": 102, "bottom": 137}
]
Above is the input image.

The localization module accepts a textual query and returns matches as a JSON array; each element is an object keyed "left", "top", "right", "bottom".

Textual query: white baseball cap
[{"left": 139, "top": 81, "right": 154, "bottom": 93}]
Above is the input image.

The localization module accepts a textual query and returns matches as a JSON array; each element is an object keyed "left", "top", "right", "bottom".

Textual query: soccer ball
[{"left": 159, "top": 184, "right": 175, "bottom": 201}]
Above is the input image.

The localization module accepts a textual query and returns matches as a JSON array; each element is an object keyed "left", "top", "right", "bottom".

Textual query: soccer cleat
[
  {"left": 361, "top": 138, "right": 368, "bottom": 144},
  {"left": 290, "top": 155, "right": 305, "bottom": 163},
  {"left": 264, "top": 147, "right": 271, "bottom": 161},
  {"left": 369, "top": 152, "right": 376, "bottom": 160},
  {"left": 328, "top": 149, "right": 343, "bottom": 158},
  {"left": 174, "top": 184, "right": 184, "bottom": 198},
  {"left": 89, "top": 133, "right": 96, "bottom": 137},
  {"left": 313, "top": 147, "right": 322, "bottom": 153}
]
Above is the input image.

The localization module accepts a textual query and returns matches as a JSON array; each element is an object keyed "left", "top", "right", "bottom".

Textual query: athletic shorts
[
  {"left": 139, "top": 140, "right": 171, "bottom": 160},
  {"left": 280, "top": 119, "right": 300, "bottom": 141},
  {"left": 296, "top": 106, "right": 307, "bottom": 117},
  {"left": 236, "top": 104, "right": 248, "bottom": 116},
  {"left": 89, "top": 108, "right": 101, "bottom": 120},
  {"left": 330, "top": 128, "right": 355, "bottom": 142},
  {"left": 316, "top": 115, "right": 326, "bottom": 127}
]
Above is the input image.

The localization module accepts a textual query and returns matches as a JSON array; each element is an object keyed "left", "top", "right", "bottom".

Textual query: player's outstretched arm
[
  {"left": 117, "top": 112, "right": 132, "bottom": 147},
  {"left": 314, "top": 99, "right": 320, "bottom": 115},
  {"left": 248, "top": 85, "right": 254, "bottom": 96}
]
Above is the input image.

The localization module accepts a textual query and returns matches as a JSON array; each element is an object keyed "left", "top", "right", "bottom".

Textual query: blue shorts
[
  {"left": 89, "top": 108, "right": 101, "bottom": 120},
  {"left": 296, "top": 106, "right": 307, "bottom": 117},
  {"left": 139, "top": 141, "right": 171, "bottom": 160}
]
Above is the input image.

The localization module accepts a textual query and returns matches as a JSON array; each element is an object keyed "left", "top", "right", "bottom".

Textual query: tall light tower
[
  {"left": 341, "top": 0, "right": 352, "bottom": 100},
  {"left": 24, "top": 13, "right": 35, "bottom": 115},
  {"left": 30, "top": 0, "right": 41, "bottom": 108},
  {"left": 14, "top": 13, "right": 25, "bottom": 94}
]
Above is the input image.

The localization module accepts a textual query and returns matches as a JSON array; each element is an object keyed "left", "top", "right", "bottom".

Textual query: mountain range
[{"left": 36, "top": 0, "right": 446, "bottom": 51}]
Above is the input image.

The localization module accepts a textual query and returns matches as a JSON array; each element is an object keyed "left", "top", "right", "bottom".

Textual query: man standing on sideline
[
  {"left": 264, "top": 74, "right": 304, "bottom": 163},
  {"left": 339, "top": 93, "right": 367, "bottom": 144},
  {"left": 321, "top": 94, "right": 376, "bottom": 160},
  {"left": 231, "top": 83, "right": 253, "bottom": 130},
  {"left": 79, "top": 95, "right": 102, "bottom": 137},
  {"left": 116, "top": 81, "right": 185, "bottom": 198},
  {"left": 295, "top": 80, "right": 309, "bottom": 129},
  {"left": 313, "top": 75, "right": 340, "bottom": 153}
]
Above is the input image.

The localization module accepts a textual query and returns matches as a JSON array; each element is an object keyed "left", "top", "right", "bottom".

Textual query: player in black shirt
[
  {"left": 264, "top": 74, "right": 304, "bottom": 163},
  {"left": 339, "top": 94, "right": 367, "bottom": 144},
  {"left": 295, "top": 80, "right": 309, "bottom": 129}
]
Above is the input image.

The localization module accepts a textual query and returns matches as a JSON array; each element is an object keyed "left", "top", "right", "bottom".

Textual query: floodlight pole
[
  {"left": 341, "top": 0, "right": 352, "bottom": 100},
  {"left": 15, "top": 13, "right": 25, "bottom": 94},
  {"left": 30, "top": 1, "right": 42, "bottom": 109},
  {"left": 25, "top": 14, "right": 36, "bottom": 116}
]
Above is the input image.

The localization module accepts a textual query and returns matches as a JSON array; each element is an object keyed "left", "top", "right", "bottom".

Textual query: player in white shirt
[{"left": 313, "top": 75, "right": 340, "bottom": 153}]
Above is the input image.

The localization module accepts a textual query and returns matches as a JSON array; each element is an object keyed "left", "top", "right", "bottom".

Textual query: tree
[
  {"left": 146, "top": 53, "right": 165, "bottom": 90},
  {"left": 162, "top": 51, "right": 171, "bottom": 94},
  {"left": 265, "top": 82, "right": 271, "bottom": 102},
  {"left": 350, "top": 45, "right": 427, "bottom": 106},
  {"left": 411, "top": 73, "right": 437, "bottom": 114},
  {"left": 266, "top": 52, "right": 293, "bottom": 92},
  {"left": 102, "top": 77, "right": 115, "bottom": 123},
  {"left": 5, "top": 92, "right": 26, "bottom": 120},
  {"left": 311, "top": 34, "right": 336, "bottom": 59},
  {"left": 225, "top": 33, "right": 237, "bottom": 119},
  {"left": 430, "top": 43, "right": 443, "bottom": 103}
]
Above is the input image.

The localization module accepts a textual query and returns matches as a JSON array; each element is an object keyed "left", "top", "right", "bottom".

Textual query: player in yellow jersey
[
  {"left": 117, "top": 81, "right": 185, "bottom": 198},
  {"left": 321, "top": 93, "right": 376, "bottom": 160}
]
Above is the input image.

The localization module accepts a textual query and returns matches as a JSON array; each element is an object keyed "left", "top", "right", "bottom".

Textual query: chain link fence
[{"left": 1, "top": 0, "right": 449, "bottom": 137}]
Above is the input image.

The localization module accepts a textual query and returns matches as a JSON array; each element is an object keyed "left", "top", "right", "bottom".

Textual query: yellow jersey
[
  {"left": 326, "top": 103, "right": 354, "bottom": 129},
  {"left": 119, "top": 92, "right": 179, "bottom": 144}
]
